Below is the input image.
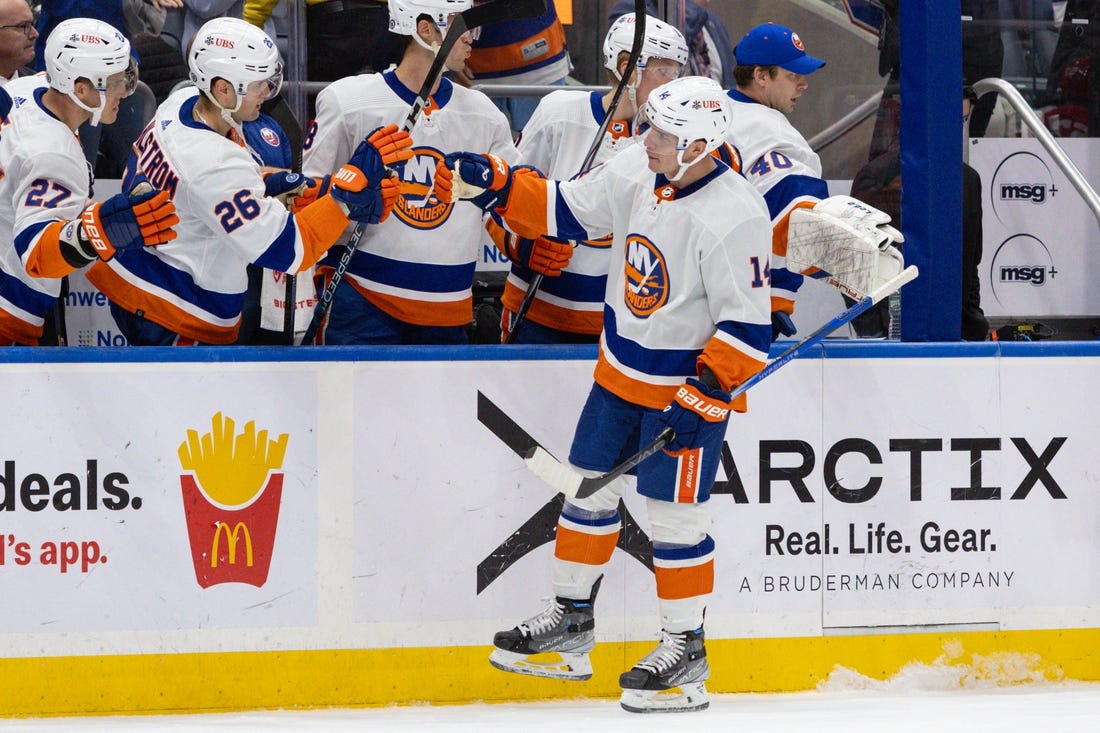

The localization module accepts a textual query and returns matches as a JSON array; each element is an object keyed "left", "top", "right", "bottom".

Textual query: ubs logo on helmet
[
  {"left": 623, "top": 234, "right": 669, "bottom": 317},
  {"left": 393, "top": 147, "right": 453, "bottom": 230}
]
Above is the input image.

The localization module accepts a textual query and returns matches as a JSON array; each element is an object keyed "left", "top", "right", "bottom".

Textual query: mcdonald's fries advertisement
[
  {"left": 0, "top": 347, "right": 1097, "bottom": 715},
  {"left": 0, "top": 368, "right": 318, "bottom": 635}
]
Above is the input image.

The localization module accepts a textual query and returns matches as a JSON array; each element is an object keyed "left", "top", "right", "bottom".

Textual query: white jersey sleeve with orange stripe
[
  {"left": 498, "top": 144, "right": 773, "bottom": 411},
  {"left": 503, "top": 89, "right": 635, "bottom": 335},
  {"left": 0, "top": 79, "right": 87, "bottom": 343},
  {"left": 725, "top": 90, "right": 830, "bottom": 315},
  {"left": 85, "top": 87, "right": 351, "bottom": 345},
  {"left": 302, "top": 71, "right": 518, "bottom": 328}
]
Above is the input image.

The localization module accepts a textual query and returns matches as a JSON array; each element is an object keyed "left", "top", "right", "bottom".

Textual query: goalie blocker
[{"left": 785, "top": 195, "right": 904, "bottom": 300}]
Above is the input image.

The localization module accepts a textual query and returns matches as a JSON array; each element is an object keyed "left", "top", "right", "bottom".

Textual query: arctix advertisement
[{"left": 354, "top": 355, "right": 1099, "bottom": 645}]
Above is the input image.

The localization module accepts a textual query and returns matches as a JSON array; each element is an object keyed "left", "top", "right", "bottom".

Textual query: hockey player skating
[
  {"left": 84, "top": 17, "right": 411, "bottom": 345},
  {"left": 301, "top": 0, "right": 518, "bottom": 345},
  {"left": 0, "top": 19, "right": 178, "bottom": 346},
  {"left": 435, "top": 76, "right": 772, "bottom": 713},
  {"left": 727, "top": 22, "right": 903, "bottom": 338},
  {"left": 494, "top": 12, "right": 690, "bottom": 344}
]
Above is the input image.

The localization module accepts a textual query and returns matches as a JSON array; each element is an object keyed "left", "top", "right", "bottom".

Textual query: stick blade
[{"left": 524, "top": 446, "right": 582, "bottom": 497}]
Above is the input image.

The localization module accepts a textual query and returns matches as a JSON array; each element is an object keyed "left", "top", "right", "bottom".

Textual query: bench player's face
[
  {"left": 87, "top": 69, "right": 132, "bottom": 125},
  {"left": 432, "top": 15, "right": 476, "bottom": 71},
  {"left": 762, "top": 69, "right": 808, "bottom": 115},
  {"left": 642, "top": 124, "right": 683, "bottom": 175},
  {"left": 634, "top": 58, "right": 683, "bottom": 107},
  {"left": 234, "top": 76, "right": 280, "bottom": 122}
]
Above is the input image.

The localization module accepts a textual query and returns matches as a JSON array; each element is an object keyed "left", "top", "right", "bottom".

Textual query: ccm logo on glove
[{"left": 672, "top": 384, "right": 730, "bottom": 422}]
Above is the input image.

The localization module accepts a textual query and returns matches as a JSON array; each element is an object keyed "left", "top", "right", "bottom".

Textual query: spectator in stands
[
  {"left": 452, "top": 0, "right": 570, "bottom": 134},
  {"left": 181, "top": 1, "right": 279, "bottom": 56},
  {"left": 1040, "top": 55, "right": 1091, "bottom": 137},
  {"left": 247, "top": 0, "right": 403, "bottom": 95},
  {"left": 0, "top": 0, "right": 36, "bottom": 84},
  {"left": 608, "top": 0, "right": 735, "bottom": 87}
]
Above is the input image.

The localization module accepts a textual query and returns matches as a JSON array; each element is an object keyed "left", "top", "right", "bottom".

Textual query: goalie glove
[
  {"left": 66, "top": 186, "right": 178, "bottom": 264},
  {"left": 434, "top": 152, "right": 514, "bottom": 210},
  {"left": 505, "top": 233, "right": 573, "bottom": 277}
]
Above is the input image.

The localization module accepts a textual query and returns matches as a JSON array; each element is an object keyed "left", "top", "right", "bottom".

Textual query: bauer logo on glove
[{"left": 670, "top": 383, "right": 730, "bottom": 422}]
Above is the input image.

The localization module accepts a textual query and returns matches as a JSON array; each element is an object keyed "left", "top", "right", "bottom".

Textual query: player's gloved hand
[
  {"left": 329, "top": 164, "right": 388, "bottom": 225},
  {"left": 351, "top": 124, "right": 414, "bottom": 185},
  {"left": 813, "top": 195, "right": 904, "bottom": 250},
  {"left": 434, "top": 152, "right": 513, "bottom": 210},
  {"left": 77, "top": 186, "right": 179, "bottom": 260},
  {"left": 263, "top": 171, "right": 313, "bottom": 209},
  {"left": 505, "top": 233, "right": 573, "bottom": 277},
  {"left": 771, "top": 311, "right": 797, "bottom": 341},
  {"left": 656, "top": 377, "right": 732, "bottom": 453}
]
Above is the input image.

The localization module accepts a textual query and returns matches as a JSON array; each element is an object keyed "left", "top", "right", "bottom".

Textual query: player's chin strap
[
  {"left": 666, "top": 146, "right": 701, "bottom": 183},
  {"left": 202, "top": 91, "right": 250, "bottom": 148},
  {"left": 69, "top": 89, "right": 107, "bottom": 127}
]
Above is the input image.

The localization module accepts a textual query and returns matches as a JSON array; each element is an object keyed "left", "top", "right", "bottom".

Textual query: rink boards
[{"left": 0, "top": 342, "right": 1097, "bottom": 716}]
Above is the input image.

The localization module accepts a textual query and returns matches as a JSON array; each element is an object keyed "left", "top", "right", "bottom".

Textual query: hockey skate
[
  {"left": 488, "top": 579, "right": 600, "bottom": 681},
  {"left": 618, "top": 628, "right": 709, "bottom": 713}
]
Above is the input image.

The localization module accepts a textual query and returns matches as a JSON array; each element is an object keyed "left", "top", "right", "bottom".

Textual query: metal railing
[
  {"left": 287, "top": 81, "right": 608, "bottom": 97},
  {"left": 973, "top": 77, "right": 1100, "bottom": 229},
  {"left": 807, "top": 91, "right": 883, "bottom": 152}
]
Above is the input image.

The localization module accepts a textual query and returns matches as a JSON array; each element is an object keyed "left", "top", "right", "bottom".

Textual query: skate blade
[
  {"left": 488, "top": 648, "right": 592, "bottom": 681},
  {"left": 620, "top": 682, "right": 709, "bottom": 713}
]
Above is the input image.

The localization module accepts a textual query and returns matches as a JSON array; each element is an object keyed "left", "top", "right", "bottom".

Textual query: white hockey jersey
[
  {"left": 725, "top": 89, "right": 830, "bottom": 313},
  {"left": 0, "top": 76, "right": 85, "bottom": 344},
  {"left": 498, "top": 144, "right": 773, "bottom": 410},
  {"left": 303, "top": 71, "right": 517, "bottom": 327},
  {"left": 86, "top": 87, "right": 351, "bottom": 344},
  {"left": 501, "top": 89, "right": 636, "bottom": 335}
]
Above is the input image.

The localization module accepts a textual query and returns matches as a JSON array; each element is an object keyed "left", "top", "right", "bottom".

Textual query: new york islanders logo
[
  {"left": 393, "top": 147, "right": 453, "bottom": 230},
  {"left": 791, "top": 33, "right": 807, "bottom": 51},
  {"left": 623, "top": 235, "right": 669, "bottom": 317}
]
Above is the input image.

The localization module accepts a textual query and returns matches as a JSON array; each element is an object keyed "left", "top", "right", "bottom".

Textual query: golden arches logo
[{"left": 211, "top": 521, "right": 253, "bottom": 568}]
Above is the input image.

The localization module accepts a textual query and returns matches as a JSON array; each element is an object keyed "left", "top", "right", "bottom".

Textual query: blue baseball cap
[{"left": 735, "top": 23, "right": 826, "bottom": 75}]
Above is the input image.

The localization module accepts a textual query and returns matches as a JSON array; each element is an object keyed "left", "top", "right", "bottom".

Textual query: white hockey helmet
[
  {"left": 637, "top": 76, "right": 733, "bottom": 180},
  {"left": 44, "top": 18, "right": 136, "bottom": 126},
  {"left": 388, "top": 0, "right": 474, "bottom": 37},
  {"left": 188, "top": 17, "right": 282, "bottom": 113},
  {"left": 602, "top": 13, "right": 689, "bottom": 76}
]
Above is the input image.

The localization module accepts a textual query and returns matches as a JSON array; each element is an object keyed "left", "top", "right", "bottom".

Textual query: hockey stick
[
  {"left": 505, "top": 0, "right": 647, "bottom": 344},
  {"left": 525, "top": 264, "right": 920, "bottom": 499},
  {"left": 301, "top": 0, "right": 546, "bottom": 345}
]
